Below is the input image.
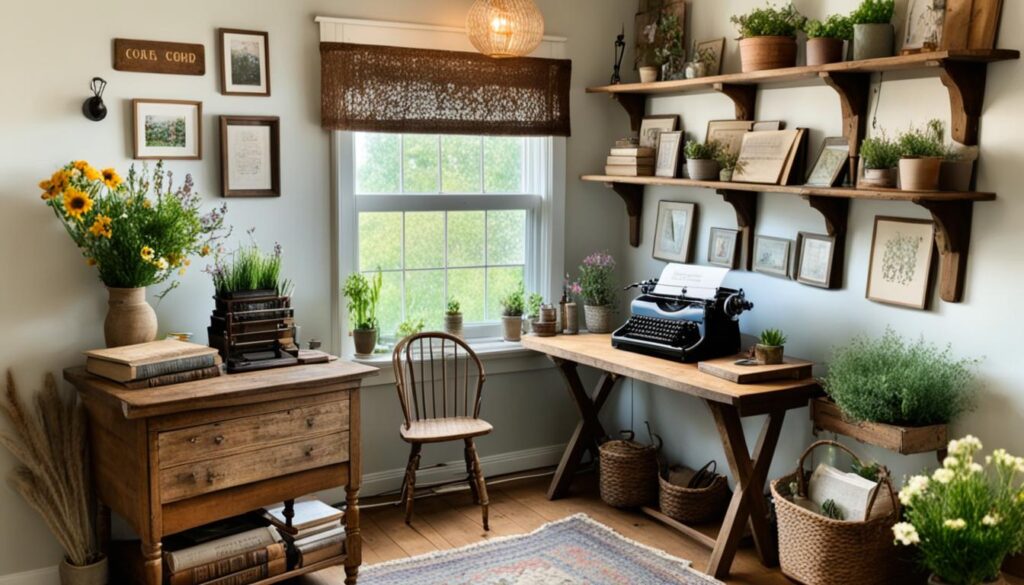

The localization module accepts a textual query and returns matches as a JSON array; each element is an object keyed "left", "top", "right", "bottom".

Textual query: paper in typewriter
[{"left": 653, "top": 264, "right": 730, "bottom": 300}]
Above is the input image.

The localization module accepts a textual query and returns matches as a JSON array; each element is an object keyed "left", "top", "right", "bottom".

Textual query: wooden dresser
[{"left": 65, "top": 361, "right": 378, "bottom": 585}]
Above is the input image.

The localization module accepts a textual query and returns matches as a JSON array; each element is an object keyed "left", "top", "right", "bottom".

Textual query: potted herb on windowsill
[
  {"left": 850, "top": 0, "right": 895, "bottom": 61},
  {"left": 859, "top": 133, "right": 901, "bottom": 188},
  {"left": 898, "top": 120, "right": 946, "bottom": 191},
  {"left": 396, "top": 318, "right": 425, "bottom": 342},
  {"left": 754, "top": 328, "right": 787, "bottom": 365},
  {"left": 444, "top": 297, "right": 464, "bottom": 339},
  {"left": 685, "top": 140, "right": 722, "bottom": 181},
  {"left": 731, "top": 3, "right": 806, "bottom": 73},
  {"left": 715, "top": 150, "right": 744, "bottom": 182},
  {"left": 578, "top": 251, "right": 617, "bottom": 334},
  {"left": 343, "top": 270, "right": 382, "bottom": 357},
  {"left": 499, "top": 283, "right": 526, "bottom": 342},
  {"left": 804, "top": 14, "right": 852, "bottom": 66}
]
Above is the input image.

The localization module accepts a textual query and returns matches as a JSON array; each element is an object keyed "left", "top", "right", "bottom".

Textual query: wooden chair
[{"left": 392, "top": 332, "right": 491, "bottom": 530}]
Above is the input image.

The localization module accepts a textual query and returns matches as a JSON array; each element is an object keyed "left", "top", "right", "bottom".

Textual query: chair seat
[{"left": 400, "top": 417, "right": 493, "bottom": 443}]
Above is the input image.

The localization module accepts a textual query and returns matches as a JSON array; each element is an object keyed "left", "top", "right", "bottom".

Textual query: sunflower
[
  {"left": 83, "top": 165, "right": 101, "bottom": 181},
  {"left": 72, "top": 160, "right": 90, "bottom": 171},
  {"left": 62, "top": 188, "right": 93, "bottom": 220},
  {"left": 88, "top": 215, "right": 113, "bottom": 239},
  {"left": 38, "top": 179, "right": 59, "bottom": 200},
  {"left": 140, "top": 246, "right": 155, "bottom": 261},
  {"left": 101, "top": 168, "right": 122, "bottom": 190}
]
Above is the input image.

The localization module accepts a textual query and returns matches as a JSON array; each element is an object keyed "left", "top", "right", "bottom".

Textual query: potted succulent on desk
[
  {"left": 500, "top": 283, "right": 526, "bottom": 342},
  {"left": 858, "top": 133, "right": 901, "bottom": 188},
  {"left": 684, "top": 140, "right": 722, "bottom": 181},
  {"left": 578, "top": 251, "right": 617, "bottom": 334},
  {"left": 850, "top": 0, "right": 895, "bottom": 61},
  {"left": 898, "top": 119, "right": 946, "bottom": 191},
  {"left": 343, "top": 270, "right": 382, "bottom": 357},
  {"left": 804, "top": 14, "right": 853, "bottom": 66},
  {"left": 754, "top": 328, "right": 787, "bottom": 365},
  {"left": 731, "top": 2, "right": 806, "bottom": 72},
  {"left": 444, "top": 297, "right": 464, "bottom": 339}
]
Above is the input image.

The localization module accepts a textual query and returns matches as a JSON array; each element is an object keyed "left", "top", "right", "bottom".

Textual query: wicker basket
[
  {"left": 771, "top": 440, "right": 902, "bottom": 585},
  {"left": 658, "top": 470, "right": 731, "bottom": 524},
  {"left": 599, "top": 434, "right": 660, "bottom": 508}
]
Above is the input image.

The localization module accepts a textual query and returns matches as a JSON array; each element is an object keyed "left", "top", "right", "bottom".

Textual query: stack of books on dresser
[
  {"left": 264, "top": 500, "right": 346, "bottom": 569},
  {"left": 605, "top": 145, "right": 655, "bottom": 177},
  {"left": 164, "top": 523, "right": 286, "bottom": 585},
  {"left": 84, "top": 339, "right": 222, "bottom": 389}
]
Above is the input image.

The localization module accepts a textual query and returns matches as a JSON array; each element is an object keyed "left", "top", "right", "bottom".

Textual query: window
[{"left": 337, "top": 132, "right": 561, "bottom": 346}]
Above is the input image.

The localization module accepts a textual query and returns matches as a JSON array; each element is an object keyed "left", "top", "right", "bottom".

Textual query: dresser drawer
[
  {"left": 157, "top": 399, "right": 349, "bottom": 468},
  {"left": 160, "top": 431, "right": 349, "bottom": 503}
]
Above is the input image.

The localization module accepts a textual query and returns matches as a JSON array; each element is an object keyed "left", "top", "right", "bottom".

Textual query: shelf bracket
[
  {"left": 805, "top": 196, "right": 850, "bottom": 289},
  {"left": 939, "top": 61, "right": 987, "bottom": 146},
  {"left": 915, "top": 199, "right": 973, "bottom": 303},
  {"left": 717, "top": 190, "right": 758, "bottom": 270},
  {"left": 607, "top": 182, "right": 644, "bottom": 247},
  {"left": 712, "top": 83, "right": 757, "bottom": 121},
  {"left": 612, "top": 94, "right": 647, "bottom": 133},
  {"left": 820, "top": 72, "right": 871, "bottom": 183}
]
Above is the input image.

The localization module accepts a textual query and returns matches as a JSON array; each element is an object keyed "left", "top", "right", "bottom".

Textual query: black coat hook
[{"left": 82, "top": 77, "right": 107, "bottom": 122}]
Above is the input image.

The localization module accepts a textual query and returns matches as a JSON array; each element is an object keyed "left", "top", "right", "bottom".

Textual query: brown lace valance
[{"left": 320, "top": 42, "right": 572, "bottom": 136}]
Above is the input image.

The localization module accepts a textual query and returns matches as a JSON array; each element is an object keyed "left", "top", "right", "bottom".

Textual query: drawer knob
[
  {"left": 188, "top": 437, "right": 198, "bottom": 444},
  {"left": 306, "top": 417, "right": 315, "bottom": 428},
  {"left": 305, "top": 446, "right": 314, "bottom": 457},
  {"left": 214, "top": 435, "right": 225, "bottom": 445},
  {"left": 189, "top": 472, "right": 198, "bottom": 483}
]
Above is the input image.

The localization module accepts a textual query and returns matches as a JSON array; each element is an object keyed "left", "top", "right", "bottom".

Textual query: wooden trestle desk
[
  {"left": 520, "top": 333, "right": 821, "bottom": 580},
  {"left": 65, "top": 360, "right": 377, "bottom": 585}
]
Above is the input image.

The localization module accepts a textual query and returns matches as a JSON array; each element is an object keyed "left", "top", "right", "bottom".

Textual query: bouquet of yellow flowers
[{"left": 40, "top": 160, "right": 229, "bottom": 296}]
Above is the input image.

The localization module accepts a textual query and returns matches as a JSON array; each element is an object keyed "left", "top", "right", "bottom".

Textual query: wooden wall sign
[{"left": 113, "top": 39, "right": 205, "bottom": 75}]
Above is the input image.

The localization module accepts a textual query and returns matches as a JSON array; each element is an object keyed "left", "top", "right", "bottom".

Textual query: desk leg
[
  {"left": 706, "top": 402, "right": 785, "bottom": 580},
  {"left": 345, "top": 484, "right": 361, "bottom": 584},
  {"left": 141, "top": 540, "right": 162, "bottom": 585},
  {"left": 547, "top": 359, "right": 618, "bottom": 500}
]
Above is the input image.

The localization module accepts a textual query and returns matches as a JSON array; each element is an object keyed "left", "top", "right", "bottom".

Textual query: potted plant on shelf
[
  {"left": 715, "top": 150, "right": 745, "bottom": 182},
  {"left": 578, "top": 251, "right": 617, "bottom": 334},
  {"left": 850, "top": 0, "right": 895, "bottom": 61},
  {"left": 940, "top": 143, "right": 979, "bottom": 193},
  {"left": 730, "top": 2, "right": 806, "bottom": 72},
  {"left": 804, "top": 14, "right": 853, "bottom": 66},
  {"left": 444, "top": 297, "right": 464, "bottom": 339},
  {"left": 754, "top": 328, "right": 787, "bottom": 365},
  {"left": 655, "top": 11, "right": 686, "bottom": 81},
  {"left": 898, "top": 119, "right": 946, "bottom": 191},
  {"left": 859, "top": 133, "right": 901, "bottom": 188},
  {"left": 39, "top": 161, "right": 229, "bottom": 347},
  {"left": 684, "top": 140, "right": 722, "bottom": 181},
  {"left": 499, "top": 283, "right": 526, "bottom": 342},
  {"left": 894, "top": 435, "right": 1024, "bottom": 585},
  {"left": 343, "top": 270, "right": 382, "bottom": 357}
]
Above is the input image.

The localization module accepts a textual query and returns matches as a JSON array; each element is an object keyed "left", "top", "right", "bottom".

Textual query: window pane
[
  {"left": 355, "top": 133, "right": 400, "bottom": 194},
  {"left": 447, "top": 211, "right": 485, "bottom": 268},
  {"left": 441, "top": 135, "right": 483, "bottom": 193},
  {"left": 447, "top": 268, "right": 485, "bottom": 323},
  {"left": 404, "top": 212, "right": 444, "bottom": 269},
  {"left": 372, "top": 270, "right": 403, "bottom": 341},
  {"left": 486, "top": 266, "right": 525, "bottom": 321},
  {"left": 487, "top": 210, "right": 526, "bottom": 266},
  {"left": 403, "top": 134, "right": 440, "bottom": 193},
  {"left": 358, "top": 212, "right": 402, "bottom": 271},
  {"left": 484, "top": 137, "right": 523, "bottom": 193},
  {"left": 405, "top": 270, "right": 444, "bottom": 331}
]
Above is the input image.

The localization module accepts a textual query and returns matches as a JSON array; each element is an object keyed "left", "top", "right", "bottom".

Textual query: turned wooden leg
[
  {"left": 404, "top": 443, "right": 422, "bottom": 525},
  {"left": 344, "top": 483, "right": 361, "bottom": 585},
  {"left": 141, "top": 540, "right": 161, "bottom": 585},
  {"left": 464, "top": 440, "right": 481, "bottom": 504},
  {"left": 466, "top": 438, "right": 489, "bottom": 531},
  {"left": 96, "top": 502, "right": 111, "bottom": 557}
]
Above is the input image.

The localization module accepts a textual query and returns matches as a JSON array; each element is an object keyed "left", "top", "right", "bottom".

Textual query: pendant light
[{"left": 466, "top": 0, "right": 545, "bottom": 59}]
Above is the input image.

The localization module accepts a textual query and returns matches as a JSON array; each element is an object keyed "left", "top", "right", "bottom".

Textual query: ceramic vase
[
  {"left": 501, "top": 316, "right": 523, "bottom": 342},
  {"left": 104, "top": 287, "right": 157, "bottom": 348},
  {"left": 444, "top": 313, "right": 464, "bottom": 339},
  {"left": 739, "top": 36, "right": 797, "bottom": 72},
  {"left": 754, "top": 344, "right": 784, "bottom": 365},
  {"left": 687, "top": 159, "right": 720, "bottom": 181},
  {"left": 899, "top": 157, "right": 942, "bottom": 191},
  {"left": 806, "top": 38, "right": 845, "bottom": 66},
  {"left": 59, "top": 556, "right": 108, "bottom": 585},
  {"left": 853, "top": 24, "right": 894, "bottom": 61},
  {"left": 861, "top": 167, "right": 897, "bottom": 188},
  {"left": 352, "top": 328, "right": 377, "bottom": 356},
  {"left": 584, "top": 305, "right": 614, "bottom": 334}
]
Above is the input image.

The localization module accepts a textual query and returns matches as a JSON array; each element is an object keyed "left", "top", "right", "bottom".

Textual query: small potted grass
[
  {"left": 444, "top": 297, "right": 464, "bottom": 339},
  {"left": 858, "top": 133, "right": 901, "bottom": 188},
  {"left": 804, "top": 14, "right": 852, "bottom": 66},
  {"left": 500, "top": 283, "right": 526, "bottom": 342},
  {"left": 731, "top": 3, "right": 806, "bottom": 72},
  {"left": 343, "top": 270, "right": 382, "bottom": 357},
  {"left": 898, "top": 120, "right": 945, "bottom": 191},
  {"left": 685, "top": 140, "right": 722, "bottom": 181},
  {"left": 754, "top": 328, "right": 787, "bottom": 365}
]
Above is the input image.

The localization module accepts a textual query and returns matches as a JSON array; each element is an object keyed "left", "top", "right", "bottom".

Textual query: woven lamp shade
[{"left": 467, "top": 0, "right": 545, "bottom": 58}]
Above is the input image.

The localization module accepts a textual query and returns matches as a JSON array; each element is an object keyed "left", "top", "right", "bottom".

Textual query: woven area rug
[{"left": 359, "top": 513, "right": 723, "bottom": 585}]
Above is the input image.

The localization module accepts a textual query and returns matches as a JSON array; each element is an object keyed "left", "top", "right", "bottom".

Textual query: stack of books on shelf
[
  {"left": 264, "top": 500, "right": 346, "bottom": 569},
  {"left": 164, "top": 523, "right": 286, "bottom": 585},
  {"left": 84, "top": 339, "right": 222, "bottom": 390},
  {"left": 605, "top": 141, "right": 655, "bottom": 177}
]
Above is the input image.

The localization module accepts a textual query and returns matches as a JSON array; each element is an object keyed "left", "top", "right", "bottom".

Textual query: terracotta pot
[
  {"left": 939, "top": 159, "right": 975, "bottom": 192},
  {"left": 59, "top": 556, "right": 108, "bottom": 585},
  {"left": 584, "top": 305, "right": 614, "bottom": 334},
  {"left": 806, "top": 37, "right": 845, "bottom": 66},
  {"left": 352, "top": 328, "right": 377, "bottom": 356},
  {"left": 687, "top": 159, "right": 720, "bottom": 181},
  {"left": 104, "top": 287, "right": 158, "bottom": 348},
  {"left": 899, "top": 157, "right": 942, "bottom": 191},
  {"left": 444, "top": 313, "right": 464, "bottom": 339},
  {"left": 754, "top": 344, "right": 784, "bottom": 365},
  {"left": 639, "top": 66, "right": 659, "bottom": 83},
  {"left": 861, "top": 167, "right": 897, "bottom": 188},
  {"left": 501, "top": 315, "right": 523, "bottom": 342},
  {"left": 739, "top": 36, "right": 797, "bottom": 72},
  {"left": 853, "top": 23, "right": 894, "bottom": 61},
  {"left": 928, "top": 572, "right": 1006, "bottom": 585}
]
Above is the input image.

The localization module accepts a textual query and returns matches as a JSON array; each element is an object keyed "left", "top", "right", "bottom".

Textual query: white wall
[{"left": 0, "top": 0, "right": 634, "bottom": 577}]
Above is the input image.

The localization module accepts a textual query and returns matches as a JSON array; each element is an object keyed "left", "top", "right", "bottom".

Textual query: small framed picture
[
  {"left": 903, "top": 0, "right": 945, "bottom": 52},
  {"left": 219, "top": 29, "right": 270, "bottom": 96},
  {"left": 653, "top": 201, "right": 697, "bottom": 263},
  {"left": 639, "top": 115, "right": 680, "bottom": 151},
  {"left": 655, "top": 131, "right": 683, "bottom": 178},
  {"left": 708, "top": 227, "right": 740, "bottom": 269},
  {"left": 867, "top": 217, "right": 935, "bottom": 309},
  {"left": 706, "top": 120, "right": 753, "bottom": 156},
  {"left": 752, "top": 120, "right": 784, "bottom": 132},
  {"left": 805, "top": 137, "right": 850, "bottom": 187},
  {"left": 220, "top": 116, "right": 280, "bottom": 197},
  {"left": 696, "top": 37, "right": 726, "bottom": 75},
  {"left": 795, "top": 232, "right": 837, "bottom": 289},
  {"left": 753, "top": 235, "right": 792, "bottom": 278},
  {"left": 132, "top": 99, "right": 202, "bottom": 160}
]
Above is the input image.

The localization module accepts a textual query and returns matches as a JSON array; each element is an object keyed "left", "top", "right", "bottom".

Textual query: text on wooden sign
[{"left": 113, "top": 39, "right": 205, "bottom": 75}]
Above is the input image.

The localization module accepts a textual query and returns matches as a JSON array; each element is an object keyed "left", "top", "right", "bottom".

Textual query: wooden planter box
[{"left": 810, "top": 397, "right": 948, "bottom": 455}]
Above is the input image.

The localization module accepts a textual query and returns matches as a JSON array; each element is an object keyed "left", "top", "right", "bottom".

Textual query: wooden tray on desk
[{"left": 698, "top": 355, "right": 812, "bottom": 384}]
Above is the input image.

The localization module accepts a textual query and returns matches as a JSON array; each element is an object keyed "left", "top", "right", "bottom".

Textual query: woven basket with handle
[
  {"left": 771, "top": 440, "right": 902, "bottom": 585},
  {"left": 599, "top": 431, "right": 660, "bottom": 508},
  {"left": 658, "top": 463, "right": 731, "bottom": 524}
]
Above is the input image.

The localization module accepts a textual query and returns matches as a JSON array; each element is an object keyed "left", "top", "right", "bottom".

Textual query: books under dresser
[{"left": 65, "top": 360, "right": 378, "bottom": 585}]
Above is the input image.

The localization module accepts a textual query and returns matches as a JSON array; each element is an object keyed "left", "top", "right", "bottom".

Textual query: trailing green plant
[
  {"left": 821, "top": 499, "right": 845, "bottom": 520},
  {"left": 342, "top": 270, "right": 383, "bottom": 331},
  {"left": 823, "top": 329, "right": 978, "bottom": 427},
  {"left": 526, "top": 293, "right": 544, "bottom": 318},
  {"left": 396, "top": 318, "right": 425, "bottom": 339},
  {"left": 211, "top": 238, "right": 291, "bottom": 297},
  {"left": 500, "top": 282, "right": 526, "bottom": 317},
  {"left": 894, "top": 435, "right": 1024, "bottom": 584},
  {"left": 714, "top": 150, "right": 740, "bottom": 171},
  {"left": 850, "top": 0, "right": 895, "bottom": 26},
  {"left": 684, "top": 140, "right": 721, "bottom": 160},
  {"left": 804, "top": 14, "right": 853, "bottom": 40},
  {"left": 577, "top": 251, "right": 616, "bottom": 307},
  {"left": 898, "top": 119, "right": 946, "bottom": 158},
  {"left": 654, "top": 11, "right": 685, "bottom": 69},
  {"left": 731, "top": 3, "right": 806, "bottom": 39},
  {"left": 851, "top": 460, "right": 883, "bottom": 482},
  {"left": 446, "top": 297, "right": 461, "bottom": 315},
  {"left": 759, "top": 328, "right": 787, "bottom": 347},
  {"left": 860, "top": 134, "right": 901, "bottom": 169}
]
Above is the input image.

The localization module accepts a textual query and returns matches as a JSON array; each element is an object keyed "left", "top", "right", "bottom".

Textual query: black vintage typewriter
[{"left": 612, "top": 279, "right": 753, "bottom": 362}]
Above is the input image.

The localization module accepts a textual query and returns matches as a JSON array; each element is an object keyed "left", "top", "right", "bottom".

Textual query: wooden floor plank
[
  {"left": 367, "top": 504, "right": 447, "bottom": 557},
  {"left": 359, "top": 514, "right": 408, "bottom": 563}
]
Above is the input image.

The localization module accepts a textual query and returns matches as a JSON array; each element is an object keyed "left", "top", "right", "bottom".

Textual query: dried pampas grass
[{"left": 0, "top": 370, "right": 99, "bottom": 566}]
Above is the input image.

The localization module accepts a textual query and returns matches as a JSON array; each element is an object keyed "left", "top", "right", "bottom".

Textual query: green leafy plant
[
  {"left": 894, "top": 436, "right": 1024, "bottom": 584},
  {"left": 759, "top": 328, "right": 787, "bottom": 347},
  {"left": 850, "top": 0, "right": 895, "bottom": 25},
  {"left": 823, "top": 329, "right": 978, "bottom": 427},
  {"left": 500, "top": 282, "right": 526, "bottom": 317},
  {"left": 804, "top": 14, "right": 853, "bottom": 40},
  {"left": 821, "top": 499, "right": 845, "bottom": 520},
  {"left": 211, "top": 238, "right": 291, "bottom": 297},
  {"left": 577, "top": 251, "right": 616, "bottom": 307},
  {"left": 731, "top": 3, "right": 807, "bottom": 39},
  {"left": 446, "top": 297, "right": 461, "bottom": 316},
  {"left": 396, "top": 318, "right": 425, "bottom": 339},
  {"left": 898, "top": 119, "right": 946, "bottom": 158},
  {"left": 654, "top": 11, "right": 685, "bottom": 69},
  {"left": 851, "top": 460, "right": 883, "bottom": 482},
  {"left": 342, "top": 270, "right": 383, "bottom": 331},
  {"left": 684, "top": 140, "right": 721, "bottom": 160},
  {"left": 860, "top": 134, "right": 902, "bottom": 169},
  {"left": 526, "top": 293, "right": 544, "bottom": 318}
]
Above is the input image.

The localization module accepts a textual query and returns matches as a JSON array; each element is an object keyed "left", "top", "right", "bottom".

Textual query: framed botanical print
[
  {"left": 220, "top": 115, "right": 280, "bottom": 197},
  {"left": 219, "top": 29, "right": 270, "bottom": 96},
  {"left": 706, "top": 120, "right": 754, "bottom": 156},
  {"left": 795, "top": 232, "right": 837, "bottom": 288},
  {"left": 653, "top": 201, "right": 697, "bottom": 263},
  {"left": 903, "top": 0, "right": 946, "bottom": 52},
  {"left": 655, "top": 131, "right": 683, "bottom": 178},
  {"left": 639, "top": 115, "right": 680, "bottom": 150},
  {"left": 805, "top": 137, "right": 850, "bottom": 187},
  {"left": 708, "top": 227, "right": 740, "bottom": 269},
  {"left": 753, "top": 235, "right": 791, "bottom": 278},
  {"left": 132, "top": 99, "right": 202, "bottom": 160},
  {"left": 696, "top": 37, "right": 726, "bottom": 75},
  {"left": 867, "top": 217, "right": 935, "bottom": 309}
]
